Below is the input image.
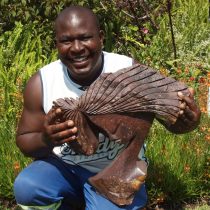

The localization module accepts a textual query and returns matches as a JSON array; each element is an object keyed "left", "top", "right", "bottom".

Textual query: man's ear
[{"left": 99, "top": 30, "right": 104, "bottom": 46}]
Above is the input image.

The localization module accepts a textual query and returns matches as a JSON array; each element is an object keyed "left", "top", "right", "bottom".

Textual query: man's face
[{"left": 56, "top": 13, "right": 104, "bottom": 82}]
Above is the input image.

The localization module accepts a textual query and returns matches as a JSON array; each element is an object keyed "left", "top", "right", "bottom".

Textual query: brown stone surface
[{"left": 52, "top": 64, "right": 190, "bottom": 205}]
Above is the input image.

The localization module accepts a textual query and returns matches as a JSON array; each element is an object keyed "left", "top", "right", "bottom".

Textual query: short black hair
[{"left": 55, "top": 5, "right": 100, "bottom": 31}]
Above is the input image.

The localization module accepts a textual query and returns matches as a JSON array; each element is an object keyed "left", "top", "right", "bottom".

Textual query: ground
[{"left": 0, "top": 197, "right": 209, "bottom": 210}]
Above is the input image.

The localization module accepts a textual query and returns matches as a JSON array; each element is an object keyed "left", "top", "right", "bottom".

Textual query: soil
[
  {"left": 0, "top": 197, "right": 209, "bottom": 210},
  {"left": 0, "top": 198, "right": 19, "bottom": 209}
]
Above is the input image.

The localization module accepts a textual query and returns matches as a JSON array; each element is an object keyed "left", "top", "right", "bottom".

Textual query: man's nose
[{"left": 70, "top": 40, "right": 84, "bottom": 53}]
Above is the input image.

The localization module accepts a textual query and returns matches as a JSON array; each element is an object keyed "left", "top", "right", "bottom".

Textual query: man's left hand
[
  {"left": 166, "top": 88, "right": 201, "bottom": 134},
  {"left": 178, "top": 87, "right": 201, "bottom": 126}
]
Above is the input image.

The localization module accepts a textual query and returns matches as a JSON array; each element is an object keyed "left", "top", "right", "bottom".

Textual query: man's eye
[
  {"left": 81, "top": 36, "right": 92, "bottom": 41},
  {"left": 60, "top": 40, "right": 71, "bottom": 43}
]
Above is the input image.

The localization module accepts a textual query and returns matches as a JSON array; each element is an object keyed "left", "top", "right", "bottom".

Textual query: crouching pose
[{"left": 14, "top": 5, "right": 200, "bottom": 210}]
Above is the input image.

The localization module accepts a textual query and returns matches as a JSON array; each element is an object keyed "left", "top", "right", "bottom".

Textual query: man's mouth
[{"left": 71, "top": 55, "right": 89, "bottom": 63}]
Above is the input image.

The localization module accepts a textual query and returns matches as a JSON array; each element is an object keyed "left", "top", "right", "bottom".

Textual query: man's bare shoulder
[{"left": 23, "top": 71, "right": 43, "bottom": 111}]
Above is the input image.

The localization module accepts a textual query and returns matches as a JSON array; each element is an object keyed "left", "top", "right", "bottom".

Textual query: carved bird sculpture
[{"left": 52, "top": 63, "right": 190, "bottom": 205}]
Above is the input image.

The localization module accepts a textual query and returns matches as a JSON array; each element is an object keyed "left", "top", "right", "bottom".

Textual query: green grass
[
  {"left": 145, "top": 114, "right": 209, "bottom": 207},
  {"left": 188, "top": 205, "right": 209, "bottom": 210}
]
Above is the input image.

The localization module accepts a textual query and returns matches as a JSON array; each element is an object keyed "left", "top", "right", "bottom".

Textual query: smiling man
[
  {"left": 55, "top": 8, "right": 104, "bottom": 86},
  {"left": 13, "top": 5, "right": 200, "bottom": 210}
]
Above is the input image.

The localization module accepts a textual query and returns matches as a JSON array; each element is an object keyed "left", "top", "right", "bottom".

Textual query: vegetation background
[{"left": 0, "top": 0, "right": 209, "bottom": 209}]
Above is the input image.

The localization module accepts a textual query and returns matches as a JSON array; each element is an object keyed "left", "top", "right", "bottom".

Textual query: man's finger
[
  {"left": 46, "top": 108, "right": 62, "bottom": 125},
  {"left": 47, "top": 120, "right": 75, "bottom": 135},
  {"left": 50, "top": 126, "right": 78, "bottom": 141}
]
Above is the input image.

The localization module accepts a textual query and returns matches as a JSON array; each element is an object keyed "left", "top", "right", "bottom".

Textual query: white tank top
[{"left": 40, "top": 51, "right": 147, "bottom": 173}]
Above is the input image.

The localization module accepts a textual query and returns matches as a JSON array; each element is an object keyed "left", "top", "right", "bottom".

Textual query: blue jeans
[{"left": 14, "top": 155, "right": 147, "bottom": 210}]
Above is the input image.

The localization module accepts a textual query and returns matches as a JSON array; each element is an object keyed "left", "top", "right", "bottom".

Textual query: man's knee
[
  {"left": 14, "top": 173, "right": 39, "bottom": 205},
  {"left": 14, "top": 172, "right": 62, "bottom": 206}
]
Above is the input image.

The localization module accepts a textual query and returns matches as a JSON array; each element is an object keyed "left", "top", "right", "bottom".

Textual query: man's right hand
[{"left": 43, "top": 108, "right": 78, "bottom": 147}]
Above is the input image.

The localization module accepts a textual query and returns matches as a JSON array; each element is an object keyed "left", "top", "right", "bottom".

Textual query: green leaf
[
  {"left": 191, "top": 69, "right": 201, "bottom": 78},
  {"left": 21, "top": 0, "right": 26, "bottom": 6}
]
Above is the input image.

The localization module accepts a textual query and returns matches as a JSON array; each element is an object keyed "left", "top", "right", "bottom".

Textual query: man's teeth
[{"left": 73, "top": 56, "right": 88, "bottom": 62}]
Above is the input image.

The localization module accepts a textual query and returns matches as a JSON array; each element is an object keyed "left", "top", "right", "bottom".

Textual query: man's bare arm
[{"left": 16, "top": 72, "right": 77, "bottom": 158}]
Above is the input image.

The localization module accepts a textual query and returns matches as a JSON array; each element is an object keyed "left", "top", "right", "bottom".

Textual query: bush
[{"left": 0, "top": 21, "right": 57, "bottom": 198}]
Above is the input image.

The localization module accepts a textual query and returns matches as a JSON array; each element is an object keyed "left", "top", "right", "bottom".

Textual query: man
[{"left": 14, "top": 5, "right": 201, "bottom": 210}]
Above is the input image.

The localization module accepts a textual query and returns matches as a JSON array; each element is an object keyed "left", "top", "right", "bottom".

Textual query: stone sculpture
[{"left": 52, "top": 63, "right": 190, "bottom": 205}]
